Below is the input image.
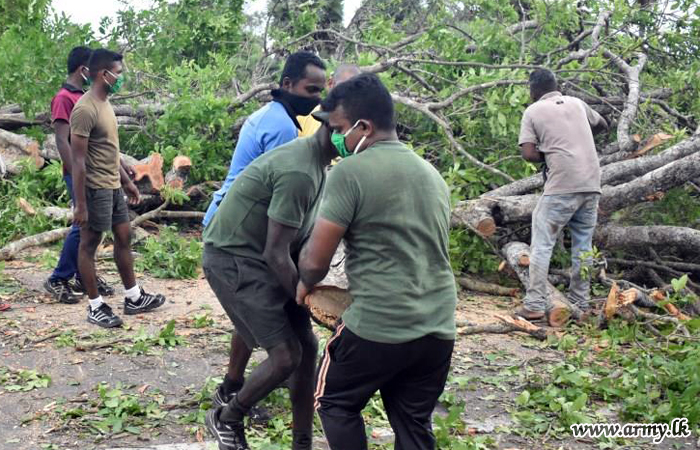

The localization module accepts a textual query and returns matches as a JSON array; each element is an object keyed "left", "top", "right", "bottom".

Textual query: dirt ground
[{"left": 0, "top": 255, "right": 688, "bottom": 450}]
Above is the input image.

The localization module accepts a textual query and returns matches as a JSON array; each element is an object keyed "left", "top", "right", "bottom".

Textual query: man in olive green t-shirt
[
  {"left": 202, "top": 123, "right": 337, "bottom": 450},
  {"left": 297, "top": 73, "right": 456, "bottom": 450},
  {"left": 71, "top": 49, "right": 165, "bottom": 329}
]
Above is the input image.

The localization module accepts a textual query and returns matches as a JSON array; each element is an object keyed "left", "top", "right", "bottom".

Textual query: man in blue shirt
[
  {"left": 202, "top": 51, "right": 327, "bottom": 226},
  {"left": 206, "top": 52, "right": 326, "bottom": 433}
]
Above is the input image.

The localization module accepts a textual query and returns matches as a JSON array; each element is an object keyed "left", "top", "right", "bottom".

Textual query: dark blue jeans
[{"left": 49, "top": 174, "right": 81, "bottom": 282}]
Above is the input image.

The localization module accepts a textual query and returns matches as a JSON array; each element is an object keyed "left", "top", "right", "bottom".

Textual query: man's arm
[
  {"left": 262, "top": 219, "right": 302, "bottom": 299},
  {"left": 71, "top": 134, "right": 89, "bottom": 227},
  {"left": 53, "top": 120, "right": 72, "bottom": 175},
  {"left": 119, "top": 164, "right": 140, "bottom": 205},
  {"left": 296, "top": 218, "right": 347, "bottom": 305},
  {"left": 590, "top": 117, "right": 609, "bottom": 135},
  {"left": 521, "top": 142, "right": 545, "bottom": 163},
  {"left": 583, "top": 102, "right": 609, "bottom": 135},
  {"left": 120, "top": 157, "right": 135, "bottom": 178}
]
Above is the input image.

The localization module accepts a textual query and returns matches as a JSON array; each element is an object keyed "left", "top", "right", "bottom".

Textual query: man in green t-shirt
[
  {"left": 296, "top": 73, "right": 457, "bottom": 450},
  {"left": 202, "top": 123, "right": 337, "bottom": 450}
]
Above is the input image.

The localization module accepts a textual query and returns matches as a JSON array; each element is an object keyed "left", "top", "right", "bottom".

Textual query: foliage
[
  {"left": 513, "top": 321, "right": 700, "bottom": 439},
  {"left": 449, "top": 229, "right": 498, "bottom": 274},
  {"left": 122, "top": 320, "right": 186, "bottom": 355},
  {"left": 0, "top": 1, "right": 93, "bottom": 116},
  {"left": 0, "top": 367, "right": 51, "bottom": 391},
  {"left": 90, "top": 382, "right": 166, "bottom": 434},
  {"left": 135, "top": 226, "right": 202, "bottom": 279},
  {"left": 144, "top": 56, "right": 259, "bottom": 184},
  {"left": 112, "top": 0, "right": 246, "bottom": 73},
  {"left": 0, "top": 161, "right": 67, "bottom": 247},
  {"left": 179, "top": 376, "right": 221, "bottom": 425}
]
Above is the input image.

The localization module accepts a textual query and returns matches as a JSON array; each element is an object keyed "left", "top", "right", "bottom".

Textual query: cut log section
[
  {"left": 165, "top": 156, "right": 192, "bottom": 189},
  {"left": 450, "top": 199, "right": 496, "bottom": 236},
  {"left": 0, "top": 128, "right": 45, "bottom": 175},
  {"left": 502, "top": 241, "right": 582, "bottom": 326},
  {"left": 133, "top": 153, "right": 165, "bottom": 193},
  {"left": 305, "top": 285, "right": 353, "bottom": 330}
]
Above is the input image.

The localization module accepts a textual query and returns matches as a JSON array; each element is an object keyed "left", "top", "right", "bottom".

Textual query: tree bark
[
  {"left": 502, "top": 241, "right": 583, "bottom": 326},
  {"left": 165, "top": 156, "right": 192, "bottom": 189},
  {"left": 456, "top": 275, "right": 520, "bottom": 297},
  {"left": 455, "top": 143, "right": 700, "bottom": 233},
  {"left": 483, "top": 135, "right": 700, "bottom": 197},
  {"left": 599, "top": 149, "right": 700, "bottom": 215},
  {"left": 0, "top": 227, "right": 70, "bottom": 261},
  {"left": 0, "top": 128, "right": 45, "bottom": 174},
  {"left": 595, "top": 225, "right": 700, "bottom": 255}
]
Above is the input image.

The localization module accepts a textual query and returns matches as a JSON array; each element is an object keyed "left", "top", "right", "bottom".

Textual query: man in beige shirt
[
  {"left": 71, "top": 49, "right": 166, "bottom": 328},
  {"left": 515, "top": 68, "right": 608, "bottom": 319}
]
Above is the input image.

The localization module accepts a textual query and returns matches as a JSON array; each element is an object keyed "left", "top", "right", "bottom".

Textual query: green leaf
[{"left": 515, "top": 390, "right": 530, "bottom": 406}]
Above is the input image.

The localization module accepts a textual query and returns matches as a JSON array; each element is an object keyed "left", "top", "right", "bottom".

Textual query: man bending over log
[
  {"left": 296, "top": 73, "right": 457, "bottom": 450},
  {"left": 513, "top": 68, "right": 608, "bottom": 320},
  {"left": 202, "top": 117, "right": 338, "bottom": 450},
  {"left": 71, "top": 49, "right": 165, "bottom": 327},
  {"left": 202, "top": 51, "right": 326, "bottom": 424}
]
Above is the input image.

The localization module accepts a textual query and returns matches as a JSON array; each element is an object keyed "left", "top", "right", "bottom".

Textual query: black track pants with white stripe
[{"left": 315, "top": 323, "right": 454, "bottom": 450}]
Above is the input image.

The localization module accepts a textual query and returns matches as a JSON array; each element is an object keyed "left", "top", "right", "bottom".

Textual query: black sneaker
[
  {"left": 72, "top": 276, "right": 115, "bottom": 297},
  {"left": 44, "top": 278, "right": 81, "bottom": 304},
  {"left": 205, "top": 406, "right": 249, "bottom": 450},
  {"left": 211, "top": 384, "right": 272, "bottom": 424},
  {"left": 123, "top": 288, "right": 166, "bottom": 315},
  {"left": 87, "top": 304, "right": 123, "bottom": 328}
]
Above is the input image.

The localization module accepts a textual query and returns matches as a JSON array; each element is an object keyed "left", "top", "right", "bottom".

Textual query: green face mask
[
  {"left": 105, "top": 70, "right": 124, "bottom": 94},
  {"left": 331, "top": 120, "right": 366, "bottom": 158}
]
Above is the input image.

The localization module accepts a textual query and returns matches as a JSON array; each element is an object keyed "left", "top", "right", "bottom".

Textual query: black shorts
[
  {"left": 85, "top": 187, "right": 130, "bottom": 232},
  {"left": 202, "top": 245, "right": 312, "bottom": 349}
]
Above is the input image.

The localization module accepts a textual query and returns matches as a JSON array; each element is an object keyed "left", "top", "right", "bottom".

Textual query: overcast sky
[{"left": 52, "top": 0, "right": 362, "bottom": 34}]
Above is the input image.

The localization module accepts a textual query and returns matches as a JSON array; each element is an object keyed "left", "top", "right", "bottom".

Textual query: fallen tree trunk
[
  {"left": 595, "top": 225, "right": 700, "bottom": 255},
  {"left": 455, "top": 145, "right": 700, "bottom": 234},
  {"left": 0, "top": 200, "right": 201, "bottom": 261},
  {"left": 483, "top": 135, "right": 700, "bottom": 198},
  {"left": 456, "top": 275, "right": 520, "bottom": 297},
  {"left": 599, "top": 149, "right": 700, "bottom": 215},
  {"left": 0, "top": 128, "right": 45, "bottom": 174},
  {"left": 502, "top": 241, "right": 583, "bottom": 326},
  {"left": 0, "top": 227, "right": 71, "bottom": 261},
  {"left": 457, "top": 314, "right": 548, "bottom": 340},
  {"left": 0, "top": 103, "right": 165, "bottom": 131}
]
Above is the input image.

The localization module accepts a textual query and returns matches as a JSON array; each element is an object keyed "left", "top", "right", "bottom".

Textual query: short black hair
[
  {"left": 279, "top": 51, "right": 326, "bottom": 85},
  {"left": 321, "top": 73, "right": 395, "bottom": 131},
  {"left": 88, "top": 49, "right": 123, "bottom": 76},
  {"left": 67, "top": 46, "right": 92, "bottom": 74},
  {"left": 529, "top": 68, "right": 557, "bottom": 97}
]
